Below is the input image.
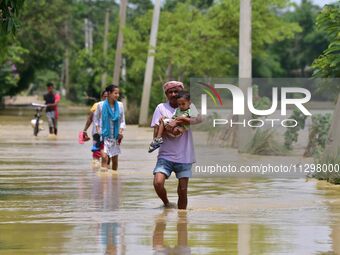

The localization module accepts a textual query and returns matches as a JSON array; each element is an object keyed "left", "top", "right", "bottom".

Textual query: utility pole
[
  {"left": 122, "top": 58, "right": 127, "bottom": 82},
  {"left": 101, "top": 9, "right": 110, "bottom": 89},
  {"left": 89, "top": 19, "right": 93, "bottom": 53},
  {"left": 64, "top": 21, "right": 70, "bottom": 97},
  {"left": 85, "top": 18, "right": 89, "bottom": 50},
  {"left": 238, "top": 0, "right": 253, "bottom": 152},
  {"left": 113, "top": 0, "right": 127, "bottom": 86},
  {"left": 138, "top": 0, "right": 161, "bottom": 126},
  {"left": 85, "top": 18, "right": 93, "bottom": 54},
  {"left": 64, "top": 49, "right": 70, "bottom": 96},
  {"left": 237, "top": 0, "right": 253, "bottom": 242}
]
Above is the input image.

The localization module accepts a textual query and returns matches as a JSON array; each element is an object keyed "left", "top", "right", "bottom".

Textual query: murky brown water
[{"left": 1, "top": 110, "right": 340, "bottom": 254}]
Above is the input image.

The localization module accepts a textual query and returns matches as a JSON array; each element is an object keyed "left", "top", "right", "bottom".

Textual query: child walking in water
[
  {"left": 149, "top": 90, "right": 193, "bottom": 153},
  {"left": 94, "top": 85, "right": 125, "bottom": 171}
]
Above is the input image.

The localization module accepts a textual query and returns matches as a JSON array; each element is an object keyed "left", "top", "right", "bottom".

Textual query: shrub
[{"left": 313, "top": 152, "right": 340, "bottom": 184}]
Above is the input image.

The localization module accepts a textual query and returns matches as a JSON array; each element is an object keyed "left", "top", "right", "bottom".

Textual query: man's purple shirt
[{"left": 151, "top": 102, "right": 197, "bottom": 164}]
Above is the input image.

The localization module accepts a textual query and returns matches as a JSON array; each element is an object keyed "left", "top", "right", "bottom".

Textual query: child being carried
[{"left": 149, "top": 90, "right": 194, "bottom": 153}]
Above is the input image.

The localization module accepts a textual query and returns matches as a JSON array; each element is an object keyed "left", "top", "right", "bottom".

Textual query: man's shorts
[
  {"left": 153, "top": 158, "right": 192, "bottom": 179},
  {"left": 46, "top": 111, "right": 56, "bottom": 128}
]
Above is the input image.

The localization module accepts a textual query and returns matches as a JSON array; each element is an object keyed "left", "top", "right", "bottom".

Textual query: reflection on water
[
  {"left": 153, "top": 210, "right": 191, "bottom": 255},
  {"left": 92, "top": 173, "right": 121, "bottom": 211},
  {"left": 99, "top": 223, "right": 122, "bottom": 255},
  {"left": 0, "top": 113, "right": 340, "bottom": 254}
]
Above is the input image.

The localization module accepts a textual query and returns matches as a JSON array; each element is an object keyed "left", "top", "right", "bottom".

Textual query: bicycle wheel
[{"left": 34, "top": 118, "right": 39, "bottom": 136}]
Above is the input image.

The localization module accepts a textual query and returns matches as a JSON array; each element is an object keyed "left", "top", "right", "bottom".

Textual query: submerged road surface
[{"left": 0, "top": 112, "right": 340, "bottom": 254}]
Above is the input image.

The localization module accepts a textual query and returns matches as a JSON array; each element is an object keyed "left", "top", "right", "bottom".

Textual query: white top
[{"left": 93, "top": 101, "right": 126, "bottom": 135}]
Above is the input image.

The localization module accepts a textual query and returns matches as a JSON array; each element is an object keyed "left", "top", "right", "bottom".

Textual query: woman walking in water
[{"left": 94, "top": 84, "right": 126, "bottom": 172}]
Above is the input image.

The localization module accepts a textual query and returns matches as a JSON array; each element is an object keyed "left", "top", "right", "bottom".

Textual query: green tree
[
  {"left": 163, "top": 0, "right": 214, "bottom": 11},
  {"left": 0, "top": 0, "right": 24, "bottom": 34},
  {"left": 312, "top": 3, "right": 340, "bottom": 79},
  {"left": 124, "top": 0, "right": 301, "bottom": 113},
  {"left": 3, "top": 0, "right": 119, "bottom": 101},
  {"left": 0, "top": 0, "right": 26, "bottom": 100},
  {"left": 312, "top": 3, "right": 340, "bottom": 161},
  {"left": 124, "top": 2, "right": 227, "bottom": 111},
  {"left": 128, "top": 0, "right": 153, "bottom": 17},
  {"left": 0, "top": 41, "right": 27, "bottom": 99},
  {"left": 253, "top": 0, "right": 327, "bottom": 77},
  {"left": 67, "top": 0, "right": 119, "bottom": 101},
  {"left": 11, "top": 0, "right": 71, "bottom": 95}
]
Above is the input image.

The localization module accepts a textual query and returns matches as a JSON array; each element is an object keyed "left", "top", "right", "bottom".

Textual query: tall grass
[{"left": 246, "top": 129, "right": 288, "bottom": 156}]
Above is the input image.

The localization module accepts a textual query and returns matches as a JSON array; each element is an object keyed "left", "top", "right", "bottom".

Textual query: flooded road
[{"left": 1, "top": 111, "right": 340, "bottom": 254}]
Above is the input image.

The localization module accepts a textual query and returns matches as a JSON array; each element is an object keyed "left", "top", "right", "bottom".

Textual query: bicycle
[{"left": 31, "top": 103, "right": 46, "bottom": 136}]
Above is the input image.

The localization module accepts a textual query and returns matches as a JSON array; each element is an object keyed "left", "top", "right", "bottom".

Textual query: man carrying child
[{"left": 150, "top": 81, "right": 200, "bottom": 210}]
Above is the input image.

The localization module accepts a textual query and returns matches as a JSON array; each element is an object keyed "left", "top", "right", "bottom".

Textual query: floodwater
[{"left": 1, "top": 109, "right": 340, "bottom": 255}]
